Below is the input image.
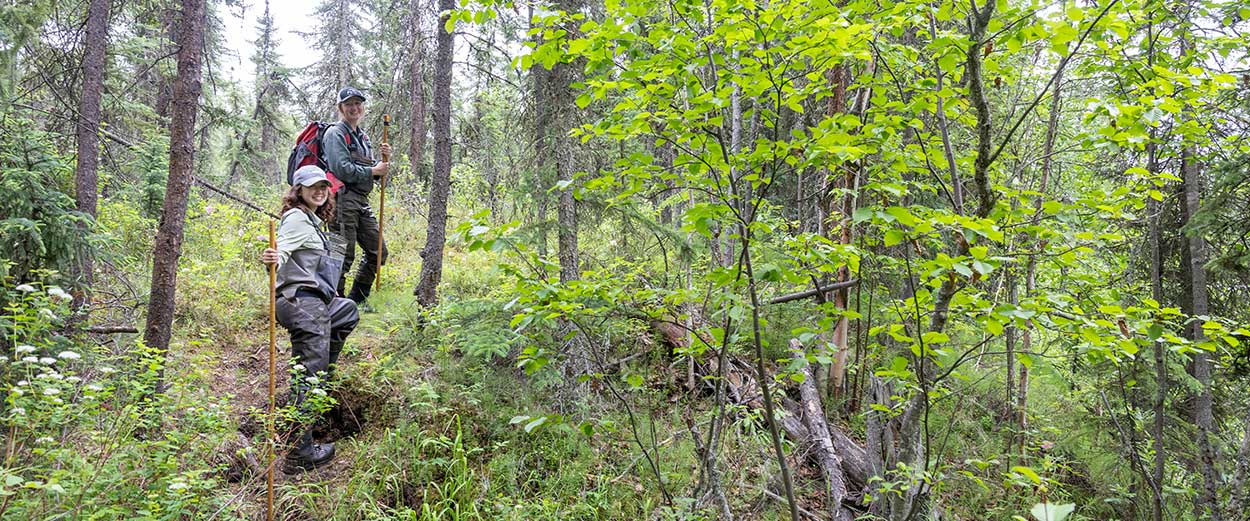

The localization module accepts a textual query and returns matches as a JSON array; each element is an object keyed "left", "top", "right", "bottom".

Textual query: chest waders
[{"left": 274, "top": 210, "right": 360, "bottom": 473}]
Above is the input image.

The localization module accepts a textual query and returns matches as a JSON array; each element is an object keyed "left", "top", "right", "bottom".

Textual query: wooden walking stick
[
  {"left": 374, "top": 114, "right": 391, "bottom": 292},
  {"left": 266, "top": 220, "right": 277, "bottom": 521}
]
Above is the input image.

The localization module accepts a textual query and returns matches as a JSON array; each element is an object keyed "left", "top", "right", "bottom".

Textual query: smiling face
[
  {"left": 338, "top": 98, "right": 365, "bottom": 127},
  {"left": 299, "top": 182, "right": 332, "bottom": 209}
]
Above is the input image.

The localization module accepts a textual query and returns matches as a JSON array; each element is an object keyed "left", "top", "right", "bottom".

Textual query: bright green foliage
[
  {"left": 443, "top": 0, "right": 1250, "bottom": 516},
  {"left": 1, "top": 0, "right": 1248, "bottom": 515}
]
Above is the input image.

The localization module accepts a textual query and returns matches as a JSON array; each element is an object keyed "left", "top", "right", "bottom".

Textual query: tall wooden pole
[
  {"left": 266, "top": 220, "right": 277, "bottom": 521},
  {"left": 374, "top": 114, "right": 391, "bottom": 291}
]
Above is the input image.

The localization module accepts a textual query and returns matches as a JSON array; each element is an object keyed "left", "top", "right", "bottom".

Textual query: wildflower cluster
[{"left": 0, "top": 281, "right": 233, "bottom": 516}]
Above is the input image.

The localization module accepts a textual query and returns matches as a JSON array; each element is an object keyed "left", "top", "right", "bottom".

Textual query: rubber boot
[{"left": 283, "top": 429, "right": 335, "bottom": 474}]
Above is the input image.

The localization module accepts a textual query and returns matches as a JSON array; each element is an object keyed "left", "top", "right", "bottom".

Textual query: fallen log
[
  {"left": 768, "top": 279, "right": 859, "bottom": 305},
  {"left": 697, "top": 350, "right": 872, "bottom": 501},
  {"left": 791, "top": 339, "right": 854, "bottom": 521},
  {"left": 219, "top": 432, "right": 263, "bottom": 483},
  {"left": 85, "top": 325, "right": 139, "bottom": 334}
]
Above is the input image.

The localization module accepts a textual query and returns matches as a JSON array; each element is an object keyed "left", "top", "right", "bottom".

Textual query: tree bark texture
[
  {"left": 884, "top": 5, "right": 997, "bottom": 519},
  {"left": 530, "top": 0, "right": 581, "bottom": 286},
  {"left": 74, "top": 0, "right": 109, "bottom": 219},
  {"left": 791, "top": 340, "right": 854, "bottom": 521},
  {"left": 413, "top": 0, "right": 454, "bottom": 307},
  {"left": 696, "top": 353, "right": 871, "bottom": 495},
  {"left": 72, "top": 0, "right": 111, "bottom": 304},
  {"left": 143, "top": 0, "right": 206, "bottom": 385},
  {"left": 821, "top": 63, "right": 853, "bottom": 403}
]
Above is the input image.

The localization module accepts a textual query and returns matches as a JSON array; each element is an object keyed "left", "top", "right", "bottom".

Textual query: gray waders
[{"left": 275, "top": 212, "right": 359, "bottom": 472}]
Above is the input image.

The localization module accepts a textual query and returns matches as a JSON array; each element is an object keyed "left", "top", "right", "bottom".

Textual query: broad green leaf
[
  {"left": 1029, "top": 502, "right": 1075, "bottom": 521},
  {"left": 524, "top": 416, "right": 549, "bottom": 433},
  {"left": 1012, "top": 465, "right": 1042, "bottom": 484}
]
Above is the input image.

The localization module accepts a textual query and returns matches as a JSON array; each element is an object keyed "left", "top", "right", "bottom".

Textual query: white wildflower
[
  {"left": 16, "top": 380, "right": 28, "bottom": 386},
  {"left": 35, "top": 437, "right": 53, "bottom": 444},
  {"left": 15, "top": 284, "right": 35, "bottom": 293},
  {"left": 57, "top": 351, "right": 80, "bottom": 360},
  {"left": 10, "top": 407, "right": 25, "bottom": 416},
  {"left": 309, "top": 388, "right": 327, "bottom": 397},
  {"left": 305, "top": 376, "right": 320, "bottom": 385},
  {"left": 65, "top": 376, "right": 81, "bottom": 384},
  {"left": 9, "top": 389, "right": 21, "bottom": 397},
  {"left": 39, "top": 357, "right": 56, "bottom": 365},
  {"left": 42, "top": 388, "right": 59, "bottom": 396},
  {"left": 47, "top": 287, "right": 71, "bottom": 301},
  {"left": 15, "top": 345, "right": 36, "bottom": 354},
  {"left": 99, "top": 367, "right": 116, "bottom": 374},
  {"left": 168, "top": 482, "right": 189, "bottom": 491},
  {"left": 21, "top": 356, "right": 38, "bottom": 364},
  {"left": 292, "top": 364, "right": 305, "bottom": 372},
  {"left": 38, "top": 309, "right": 57, "bottom": 321},
  {"left": 85, "top": 384, "right": 103, "bottom": 392}
]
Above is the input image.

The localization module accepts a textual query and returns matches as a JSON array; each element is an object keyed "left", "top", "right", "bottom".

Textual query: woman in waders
[{"left": 261, "top": 165, "right": 359, "bottom": 473}]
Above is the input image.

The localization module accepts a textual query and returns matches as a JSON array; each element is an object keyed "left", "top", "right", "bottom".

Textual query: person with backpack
[
  {"left": 261, "top": 165, "right": 360, "bottom": 472},
  {"left": 323, "top": 86, "right": 391, "bottom": 308}
]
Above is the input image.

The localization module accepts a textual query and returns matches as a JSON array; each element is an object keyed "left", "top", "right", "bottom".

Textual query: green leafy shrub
[{"left": 0, "top": 281, "right": 240, "bottom": 518}]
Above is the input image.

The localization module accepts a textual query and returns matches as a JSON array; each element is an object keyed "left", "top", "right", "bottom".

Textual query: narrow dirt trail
[{"left": 207, "top": 302, "right": 400, "bottom": 515}]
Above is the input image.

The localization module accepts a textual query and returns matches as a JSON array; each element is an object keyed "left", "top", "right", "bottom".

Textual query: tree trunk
[
  {"left": 153, "top": 6, "right": 179, "bottom": 119},
  {"left": 142, "top": 0, "right": 207, "bottom": 389},
  {"left": 413, "top": 0, "right": 453, "bottom": 307},
  {"left": 1147, "top": 143, "right": 1166, "bottom": 521},
  {"left": 72, "top": 0, "right": 111, "bottom": 308},
  {"left": 821, "top": 64, "right": 853, "bottom": 405},
  {"left": 409, "top": 0, "right": 429, "bottom": 187},
  {"left": 1182, "top": 145, "right": 1222, "bottom": 521},
  {"left": 1005, "top": 271, "right": 1017, "bottom": 456}
]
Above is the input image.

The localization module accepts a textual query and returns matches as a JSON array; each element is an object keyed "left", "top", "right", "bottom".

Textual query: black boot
[{"left": 283, "top": 430, "right": 335, "bottom": 474}]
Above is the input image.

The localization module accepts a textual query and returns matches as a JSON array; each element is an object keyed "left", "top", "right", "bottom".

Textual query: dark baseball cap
[{"left": 337, "top": 87, "right": 366, "bottom": 104}]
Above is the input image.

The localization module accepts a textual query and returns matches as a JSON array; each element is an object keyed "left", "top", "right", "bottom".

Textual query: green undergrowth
[
  {"left": 0, "top": 282, "right": 237, "bottom": 518},
  {"left": 276, "top": 291, "right": 700, "bottom": 519}
]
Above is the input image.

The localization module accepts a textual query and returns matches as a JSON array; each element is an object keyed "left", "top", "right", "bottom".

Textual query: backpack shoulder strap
[{"left": 334, "top": 121, "right": 352, "bottom": 145}]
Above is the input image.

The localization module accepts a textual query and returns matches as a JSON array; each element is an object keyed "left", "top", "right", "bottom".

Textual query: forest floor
[{"left": 202, "top": 285, "right": 428, "bottom": 517}]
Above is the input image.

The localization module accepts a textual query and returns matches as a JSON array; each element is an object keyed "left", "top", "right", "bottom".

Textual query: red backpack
[{"left": 285, "top": 121, "right": 346, "bottom": 193}]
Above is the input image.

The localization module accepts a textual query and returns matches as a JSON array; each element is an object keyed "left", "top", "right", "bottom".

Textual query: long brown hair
[{"left": 278, "top": 184, "right": 335, "bottom": 223}]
